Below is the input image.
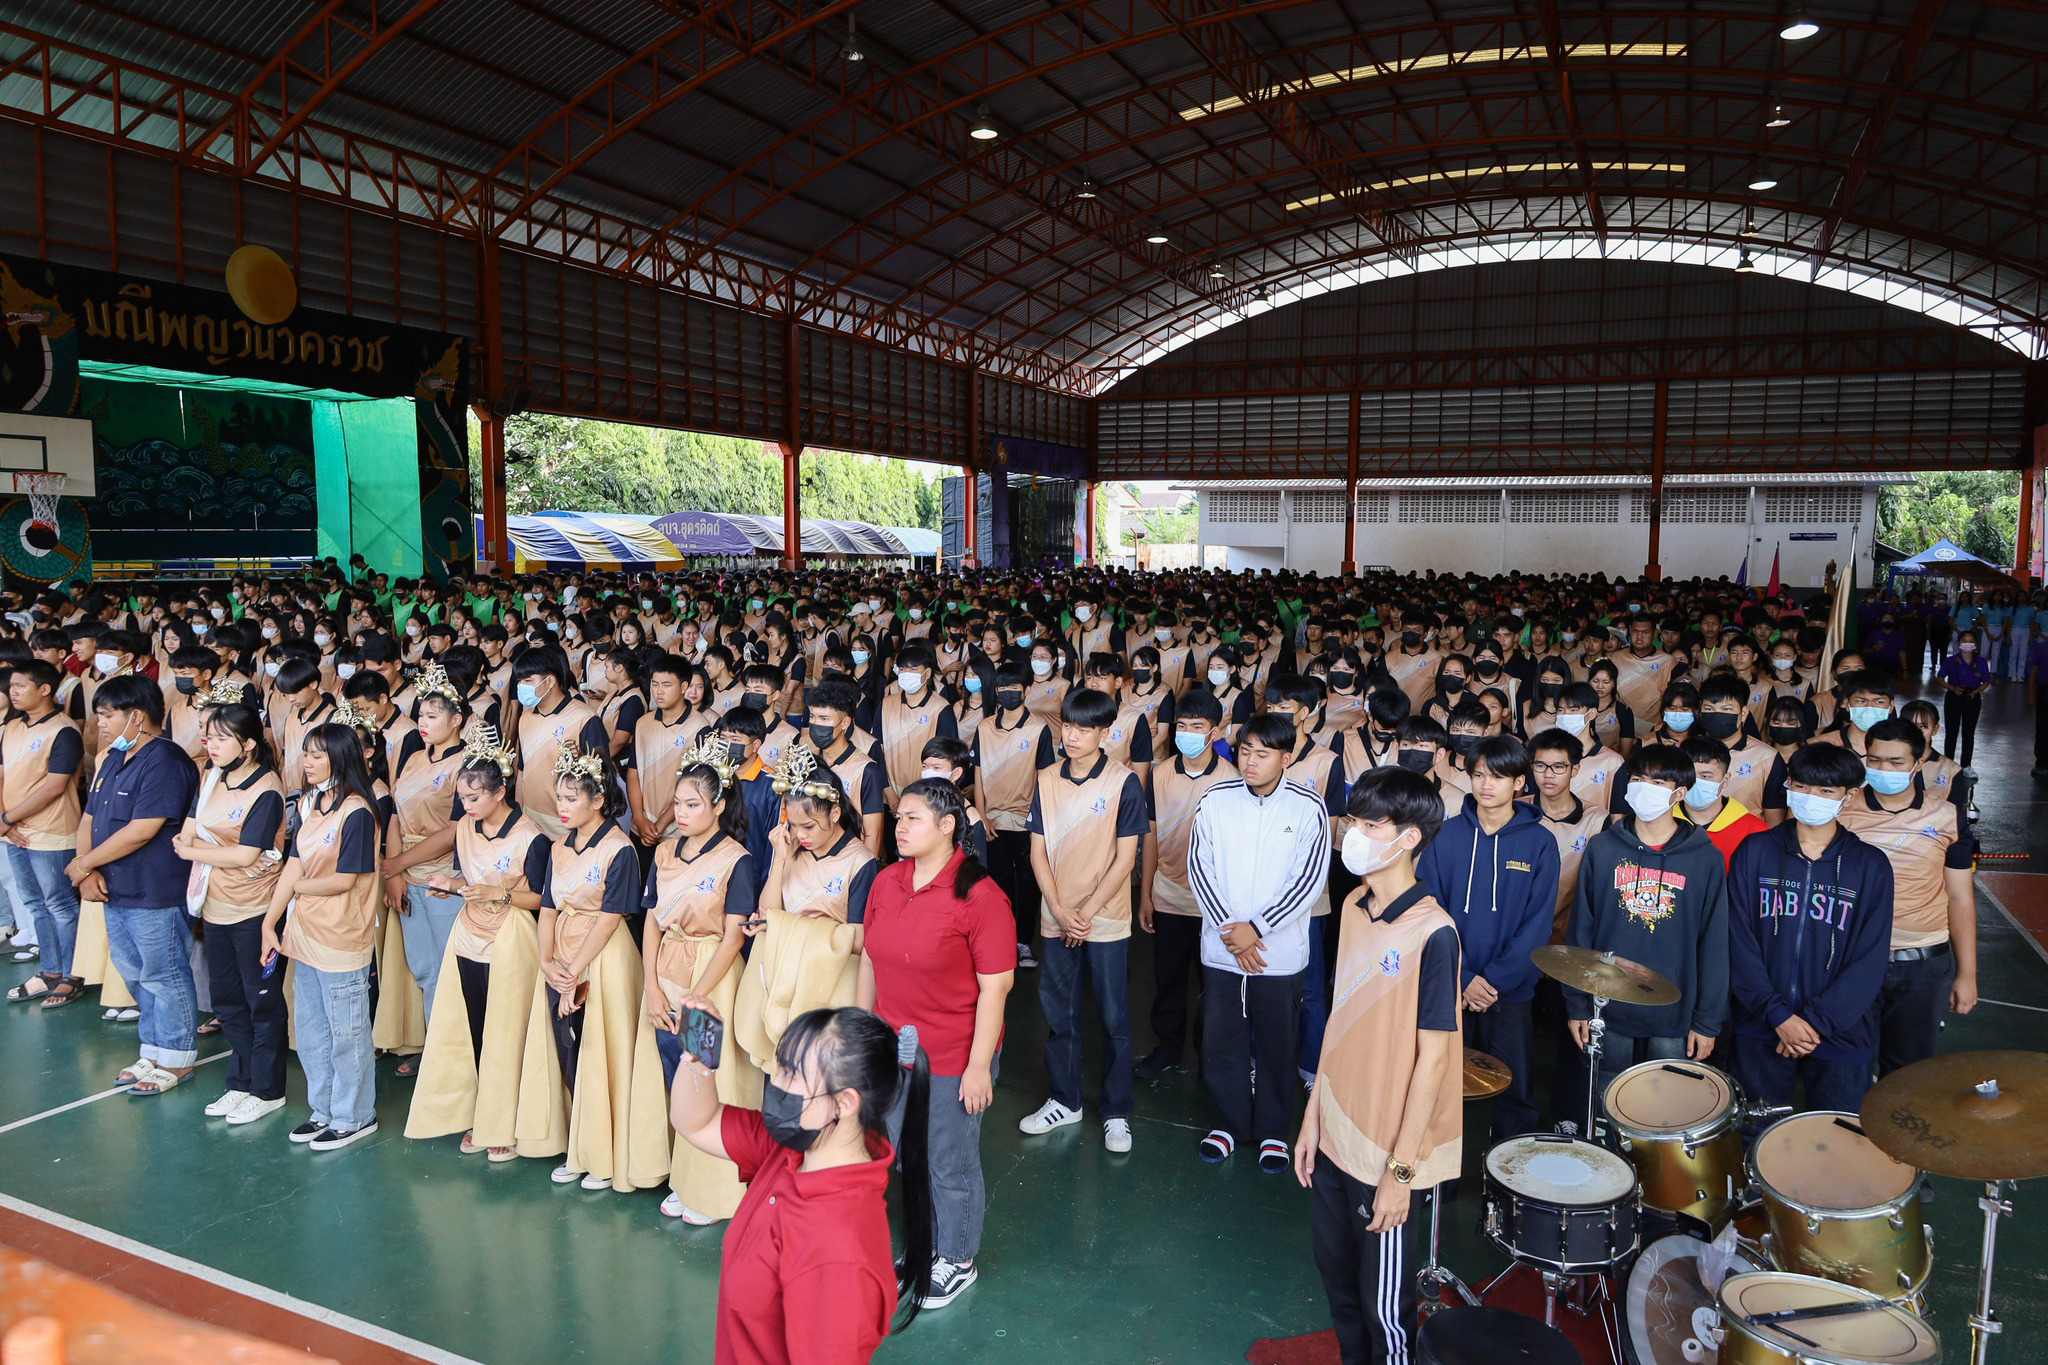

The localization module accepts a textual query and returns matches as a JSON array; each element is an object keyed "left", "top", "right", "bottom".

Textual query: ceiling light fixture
[
  {"left": 1253, "top": 284, "right": 1270, "bottom": 301},
  {"left": 1075, "top": 178, "right": 1097, "bottom": 199},
  {"left": 1765, "top": 102, "right": 1791, "bottom": 127},
  {"left": 1209, "top": 262, "right": 1227, "bottom": 279},
  {"left": 968, "top": 104, "right": 998, "bottom": 140},
  {"left": 842, "top": 13, "right": 864, "bottom": 62},
  {"left": 1146, "top": 227, "right": 1169, "bottom": 244},
  {"left": 1779, "top": 9, "right": 1819, "bottom": 40},
  {"left": 1740, "top": 212, "right": 1759, "bottom": 237},
  {"left": 1747, "top": 166, "right": 1779, "bottom": 191},
  {"left": 1734, "top": 248, "right": 1756, "bottom": 273}
]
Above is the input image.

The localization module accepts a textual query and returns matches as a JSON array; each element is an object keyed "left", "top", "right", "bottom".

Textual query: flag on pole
[
  {"left": 1735, "top": 550, "right": 1749, "bottom": 586},
  {"left": 1817, "top": 552, "right": 1858, "bottom": 695},
  {"left": 1765, "top": 544, "right": 1781, "bottom": 597}
]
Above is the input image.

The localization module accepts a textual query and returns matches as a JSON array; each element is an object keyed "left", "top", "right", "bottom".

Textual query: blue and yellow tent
[{"left": 472, "top": 512, "right": 686, "bottom": 571}]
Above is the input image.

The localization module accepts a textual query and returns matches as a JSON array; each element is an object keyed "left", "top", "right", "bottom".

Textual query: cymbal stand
[
  {"left": 1416, "top": 1185, "right": 1480, "bottom": 1313},
  {"left": 1582, "top": 991, "right": 1611, "bottom": 1141},
  {"left": 1969, "top": 1178, "right": 2012, "bottom": 1365}
]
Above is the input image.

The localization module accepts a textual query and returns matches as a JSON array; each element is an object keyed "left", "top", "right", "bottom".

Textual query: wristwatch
[{"left": 1385, "top": 1156, "right": 1416, "bottom": 1185}]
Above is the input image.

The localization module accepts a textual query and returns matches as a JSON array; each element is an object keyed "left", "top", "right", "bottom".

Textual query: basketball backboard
[{"left": 0, "top": 412, "right": 95, "bottom": 497}]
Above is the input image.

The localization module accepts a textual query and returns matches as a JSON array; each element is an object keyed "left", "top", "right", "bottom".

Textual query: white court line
[
  {"left": 0, "top": 1191, "right": 481, "bottom": 1365},
  {"left": 1974, "top": 878, "right": 2048, "bottom": 970},
  {"left": 0, "top": 1052, "right": 227, "bottom": 1136},
  {"left": 1978, "top": 996, "right": 2048, "bottom": 1015}
]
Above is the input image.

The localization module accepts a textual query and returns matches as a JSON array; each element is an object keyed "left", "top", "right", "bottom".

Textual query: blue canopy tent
[
  {"left": 472, "top": 512, "right": 686, "bottom": 570},
  {"left": 1887, "top": 537, "right": 2009, "bottom": 590},
  {"left": 644, "top": 510, "right": 757, "bottom": 557}
]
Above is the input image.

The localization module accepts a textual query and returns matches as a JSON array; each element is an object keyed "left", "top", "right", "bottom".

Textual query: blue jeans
[
  {"left": 401, "top": 884, "right": 462, "bottom": 1022},
  {"left": 1038, "top": 935, "right": 1133, "bottom": 1118},
  {"left": 295, "top": 963, "right": 376, "bottom": 1131},
  {"left": 101, "top": 905, "right": 197, "bottom": 1068},
  {"left": 8, "top": 846, "right": 77, "bottom": 978},
  {"left": 656, "top": 1022, "right": 684, "bottom": 1091},
  {"left": 1295, "top": 918, "right": 1329, "bottom": 1079},
  {"left": 1734, "top": 1032, "right": 1872, "bottom": 1118}
]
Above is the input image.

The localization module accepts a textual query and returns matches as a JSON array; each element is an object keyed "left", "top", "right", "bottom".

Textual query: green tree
[{"left": 1879, "top": 471, "right": 2020, "bottom": 567}]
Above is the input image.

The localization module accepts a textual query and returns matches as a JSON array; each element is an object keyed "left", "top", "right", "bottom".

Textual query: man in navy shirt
[{"left": 69, "top": 674, "right": 202, "bottom": 1093}]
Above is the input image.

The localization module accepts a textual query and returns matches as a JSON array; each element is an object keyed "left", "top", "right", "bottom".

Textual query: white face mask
[
  {"left": 1030, "top": 658, "right": 1054, "bottom": 677},
  {"left": 1341, "top": 826, "right": 1403, "bottom": 877},
  {"left": 1207, "top": 666, "right": 1230, "bottom": 687},
  {"left": 1155, "top": 627, "right": 1173, "bottom": 642},
  {"left": 1074, "top": 605, "right": 1093, "bottom": 623},
  {"left": 1624, "top": 780, "right": 1676, "bottom": 822},
  {"left": 314, "top": 632, "right": 332, "bottom": 648},
  {"left": 260, "top": 625, "right": 278, "bottom": 641},
  {"left": 94, "top": 651, "right": 118, "bottom": 676},
  {"left": 920, "top": 766, "right": 951, "bottom": 782},
  {"left": 896, "top": 669, "right": 925, "bottom": 694},
  {"left": 264, "top": 660, "right": 282, "bottom": 678},
  {"left": 908, "top": 608, "right": 923, "bottom": 621},
  {"left": 337, "top": 663, "right": 358, "bottom": 680},
  {"left": 1772, "top": 657, "right": 1794, "bottom": 672},
  {"left": 209, "top": 606, "right": 226, "bottom": 620}
]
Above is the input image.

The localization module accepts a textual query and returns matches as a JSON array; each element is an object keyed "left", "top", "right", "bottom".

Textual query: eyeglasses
[{"left": 1531, "top": 761, "right": 1574, "bottom": 777}]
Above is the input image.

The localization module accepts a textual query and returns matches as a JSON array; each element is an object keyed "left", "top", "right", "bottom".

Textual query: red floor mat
[
  {"left": 1979, "top": 871, "right": 2048, "bottom": 964},
  {"left": 1245, "top": 1265, "right": 1613, "bottom": 1365}
]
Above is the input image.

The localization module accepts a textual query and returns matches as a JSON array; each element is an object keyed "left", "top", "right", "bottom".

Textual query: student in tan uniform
[
  {"left": 1843, "top": 718, "right": 1977, "bottom": 1079},
  {"left": 1135, "top": 690, "right": 1234, "bottom": 1080},
  {"left": 382, "top": 666, "right": 471, "bottom": 1045},
  {"left": 1017, "top": 687, "right": 1147, "bottom": 1153},
  {"left": 641, "top": 739, "right": 758, "bottom": 1223},
  {"left": 272, "top": 658, "right": 336, "bottom": 798},
  {"left": 626, "top": 652, "right": 698, "bottom": 859},
  {"left": 1527, "top": 727, "right": 1610, "bottom": 944},
  {"left": 1698, "top": 676, "right": 1788, "bottom": 826},
  {"left": 1553, "top": 681, "right": 1627, "bottom": 809},
  {"left": 163, "top": 645, "right": 222, "bottom": 757},
  {"left": 1612, "top": 615, "right": 1677, "bottom": 734},
  {"left": 511, "top": 644, "right": 610, "bottom": 842},
  {"left": 172, "top": 694, "right": 287, "bottom": 1126},
  {"left": 1125, "top": 645, "right": 1179, "bottom": 753},
  {"left": 1, "top": 660, "right": 86, "bottom": 1007},
  {"left": 874, "top": 641, "right": 958, "bottom": 807},
  {"left": 971, "top": 663, "right": 1057, "bottom": 970},
  {"left": 1296, "top": 767, "right": 1459, "bottom": 1365},
  {"left": 1077, "top": 652, "right": 1155, "bottom": 786},
  {"left": 802, "top": 677, "right": 888, "bottom": 857},
  {"left": 1382, "top": 623, "right": 1441, "bottom": 711},
  {"left": 1022, "top": 640, "right": 1070, "bottom": 724},
  {"left": 261, "top": 722, "right": 384, "bottom": 1150},
  {"left": 1392, "top": 718, "right": 1464, "bottom": 821}
]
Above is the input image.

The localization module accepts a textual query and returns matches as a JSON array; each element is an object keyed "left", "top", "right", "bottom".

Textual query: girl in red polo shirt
[{"left": 669, "top": 1004, "right": 933, "bottom": 1365}]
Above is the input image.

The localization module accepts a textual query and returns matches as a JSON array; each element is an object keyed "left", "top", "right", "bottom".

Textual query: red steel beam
[{"left": 243, "top": 0, "right": 450, "bottom": 174}]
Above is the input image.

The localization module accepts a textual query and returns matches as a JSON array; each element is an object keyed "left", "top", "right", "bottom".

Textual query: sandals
[
  {"left": 115, "top": 1058, "right": 151, "bottom": 1086},
  {"left": 109, "top": 1007, "right": 140, "bottom": 1023},
  {"left": 9, "top": 948, "right": 40, "bottom": 964},
  {"left": 40, "top": 978, "right": 84, "bottom": 1009},
  {"left": 196, "top": 1017, "right": 223, "bottom": 1036},
  {"left": 7, "top": 974, "right": 55, "bottom": 1003},
  {"left": 127, "top": 1062, "right": 193, "bottom": 1095},
  {"left": 459, "top": 1132, "right": 484, "bottom": 1156},
  {"left": 395, "top": 1057, "right": 419, "bottom": 1078}
]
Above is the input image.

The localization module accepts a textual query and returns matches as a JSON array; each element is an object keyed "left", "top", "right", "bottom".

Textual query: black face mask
[
  {"left": 737, "top": 692, "right": 767, "bottom": 710},
  {"left": 1768, "top": 723, "right": 1804, "bottom": 746},
  {"left": 1440, "top": 676, "right": 1467, "bottom": 694},
  {"left": 1131, "top": 668, "right": 1153, "bottom": 685},
  {"left": 1329, "top": 670, "right": 1355, "bottom": 690},
  {"left": 173, "top": 677, "right": 198, "bottom": 696},
  {"left": 761, "top": 1081, "right": 830, "bottom": 1152},
  {"left": 1370, "top": 727, "right": 1396, "bottom": 747},
  {"left": 1538, "top": 680, "right": 1563, "bottom": 698},
  {"left": 1476, "top": 661, "right": 1502, "bottom": 679},
  {"left": 723, "top": 741, "right": 748, "bottom": 767},
  {"left": 1401, "top": 631, "right": 1422, "bottom": 649},
  {"left": 808, "top": 723, "right": 837, "bottom": 749},
  {"left": 1396, "top": 749, "right": 1435, "bottom": 773},
  {"left": 1447, "top": 733, "right": 1480, "bottom": 759},
  {"left": 1700, "top": 712, "right": 1742, "bottom": 741},
  {"left": 996, "top": 688, "right": 1025, "bottom": 711}
]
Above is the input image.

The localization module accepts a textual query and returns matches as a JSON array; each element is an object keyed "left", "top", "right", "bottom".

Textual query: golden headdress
[
  {"left": 769, "top": 745, "right": 838, "bottom": 803},
  {"left": 551, "top": 743, "right": 607, "bottom": 783},
  {"left": 461, "top": 722, "right": 515, "bottom": 778},
  {"left": 676, "top": 736, "right": 738, "bottom": 792},
  {"left": 200, "top": 677, "right": 248, "bottom": 707},
  {"left": 414, "top": 660, "right": 462, "bottom": 707},
  {"left": 331, "top": 697, "right": 381, "bottom": 736}
]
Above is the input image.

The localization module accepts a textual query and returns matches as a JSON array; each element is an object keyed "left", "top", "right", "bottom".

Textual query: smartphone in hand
[{"left": 679, "top": 1006, "right": 724, "bottom": 1070}]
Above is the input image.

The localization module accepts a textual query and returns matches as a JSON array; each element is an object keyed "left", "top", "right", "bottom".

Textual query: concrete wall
[{"left": 1196, "top": 486, "right": 1878, "bottom": 584}]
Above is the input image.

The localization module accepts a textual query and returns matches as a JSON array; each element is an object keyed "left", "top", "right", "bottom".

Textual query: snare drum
[
  {"left": 1716, "top": 1271, "right": 1940, "bottom": 1365},
  {"left": 1603, "top": 1059, "right": 1745, "bottom": 1221},
  {"left": 1483, "top": 1134, "right": 1640, "bottom": 1272},
  {"left": 1749, "top": 1111, "right": 1932, "bottom": 1300}
]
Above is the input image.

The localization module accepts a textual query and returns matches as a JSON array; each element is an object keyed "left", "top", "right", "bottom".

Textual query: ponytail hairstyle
[
  {"left": 199, "top": 699, "right": 277, "bottom": 772},
  {"left": 553, "top": 743, "right": 628, "bottom": 823},
  {"left": 303, "top": 721, "right": 381, "bottom": 819},
  {"left": 896, "top": 777, "right": 989, "bottom": 898},
  {"left": 775, "top": 1007, "right": 934, "bottom": 1325}
]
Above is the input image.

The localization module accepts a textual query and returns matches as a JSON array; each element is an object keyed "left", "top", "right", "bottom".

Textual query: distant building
[{"left": 1173, "top": 473, "right": 1909, "bottom": 586}]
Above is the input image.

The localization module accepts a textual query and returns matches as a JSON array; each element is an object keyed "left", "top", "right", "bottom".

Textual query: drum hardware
[
  {"left": 1530, "top": 945, "right": 1680, "bottom": 1140},
  {"left": 1861, "top": 1050, "right": 2048, "bottom": 1365},
  {"left": 1417, "top": 1050, "right": 1510, "bottom": 1315}
]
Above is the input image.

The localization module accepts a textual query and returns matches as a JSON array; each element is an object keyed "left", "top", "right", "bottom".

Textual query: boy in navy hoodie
[
  {"left": 1565, "top": 742, "right": 1730, "bottom": 1135},
  {"left": 1417, "top": 734, "right": 1556, "bottom": 1137},
  {"left": 1727, "top": 742, "right": 1895, "bottom": 1114}
]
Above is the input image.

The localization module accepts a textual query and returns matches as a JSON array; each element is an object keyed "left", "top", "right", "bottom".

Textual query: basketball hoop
[{"left": 14, "top": 472, "right": 67, "bottom": 553}]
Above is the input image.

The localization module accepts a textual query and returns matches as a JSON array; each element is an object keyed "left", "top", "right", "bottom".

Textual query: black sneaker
[
  {"left": 1133, "top": 1049, "right": 1181, "bottom": 1081},
  {"left": 289, "top": 1120, "right": 325, "bottom": 1144},
  {"left": 309, "top": 1121, "right": 378, "bottom": 1151},
  {"left": 924, "top": 1258, "right": 978, "bottom": 1309}
]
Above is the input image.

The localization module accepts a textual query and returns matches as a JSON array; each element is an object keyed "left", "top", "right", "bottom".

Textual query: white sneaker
[
  {"left": 1103, "top": 1117, "right": 1132, "bottom": 1153},
  {"left": 660, "top": 1192, "right": 720, "bottom": 1224},
  {"left": 579, "top": 1172, "right": 611, "bottom": 1191},
  {"left": 550, "top": 1164, "right": 583, "bottom": 1184},
  {"left": 226, "top": 1095, "right": 286, "bottom": 1126},
  {"left": 1018, "top": 1099, "right": 1081, "bottom": 1135},
  {"left": 204, "top": 1089, "right": 251, "bottom": 1118}
]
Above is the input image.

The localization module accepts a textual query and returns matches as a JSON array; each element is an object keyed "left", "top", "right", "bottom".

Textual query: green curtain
[{"left": 312, "top": 398, "right": 422, "bottom": 577}]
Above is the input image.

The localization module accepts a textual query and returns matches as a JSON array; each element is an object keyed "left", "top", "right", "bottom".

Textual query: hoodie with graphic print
[
  {"left": 1726, "top": 821, "right": 1894, "bottom": 1063},
  {"left": 1564, "top": 815, "right": 1730, "bottom": 1039}
]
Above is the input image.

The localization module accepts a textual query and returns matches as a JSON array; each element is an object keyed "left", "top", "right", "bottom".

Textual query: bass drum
[
  {"left": 1621, "top": 1233, "right": 1771, "bottom": 1365},
  {"left": 1717, "top": 1271, "right": 1940, "bottom": 1365}
]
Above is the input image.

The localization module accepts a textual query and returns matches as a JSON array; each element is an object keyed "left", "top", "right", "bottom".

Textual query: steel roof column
[
  {"left": 782, "top": 318, "right": 804, "bottom": 570},
  {"left": 2021, "top": 361, "right": 2048, "bottom": 587},
  {"left": 1644, "top": 379, "right": 1669, "bottom": 582},
  {"left": 1083, "top": 480, "right": 1096, "bottom": 565},
  {"left": 963, "top": 363, "right": 980, "bottom": 568},
  {"left": 475, "top": 237, "right": 508, "bottom": 575},
  {"left": 1342, "top": 389, "right": 1361, "bottom": 576}
]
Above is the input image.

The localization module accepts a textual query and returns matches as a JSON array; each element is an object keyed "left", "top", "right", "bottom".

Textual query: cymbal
[
  {"left": 1464, "top": 1048, "right": 1511, "bottom": 1100},
  {"left": 1859, "top": 1049, "right": 2048, "bottom": 1181},
  {"left": 1529, "top": 944, "right": 1682, "bottom": 1007}
]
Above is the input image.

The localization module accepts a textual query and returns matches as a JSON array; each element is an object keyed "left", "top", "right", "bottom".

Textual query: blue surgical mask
[
  {"left": 1787, "top": 791, "right": 1844, "bottom": 827},
  {"left": 1014, "top": 634, "right": 1033, "bottom": 649},
  {"left": 1866, "top": 768, "right": 1914, "bottom": 796},
  {"left": 1662, "top": 711, "right": 1695, "bottom": 733},
  {"left": 108, "top": 716, "right": 139, "bottom": 753},
  {"left": 964, "top": 675, "right": 982, "bottom": 694},
  {"left": 1848, "top": 705, "right": 1890, "bottom": 732},
  {"left": 1684, "top": 778, "right": 1722, "bottom": 808},
  {"left": 1174, "top": 731, "right": 1209, "bottom": 758},
  {"left": 516, "top": 682, "right": 541, "bottom": 708},
  {"left": 851, "top": 649, "right": 869, "bottom": 666}
]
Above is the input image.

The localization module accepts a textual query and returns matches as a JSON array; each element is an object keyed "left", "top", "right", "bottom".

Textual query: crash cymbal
[
  {"left": 1464, "top": 1048, "right": 1511, "bottom": 1100},
  {"left": 1858, "top": 1049, "right": 2048, "bottom": 1181},
  {"left": 1529, "top": 944, "right": 1682, "bottom": 1007}
]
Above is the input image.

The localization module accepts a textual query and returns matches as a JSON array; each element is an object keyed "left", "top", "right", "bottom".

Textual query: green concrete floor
[{"left": 0, "top": 687, "right": 2044, "bottom": 1362}]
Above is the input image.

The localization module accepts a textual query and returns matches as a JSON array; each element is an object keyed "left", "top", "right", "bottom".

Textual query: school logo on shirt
[
  {"left": 824, "top": 876, "right": 845, "bottom": 894},
  {"left": 1110, "top": 726, "right": 1124, "bottom": 743},
  {"left": 1734, "top": 762, "right": 1755, "bottom": 778},
  {"left": 26, "top": 737, "right": 40, "bottom": 753},
  {"left": 493, "top": 854, "right": 514, "bottom": 873},
  {"left": 1919, "top": 825, "right": 1942, "bottom": 840},
  {"left": 321, "top": 829, "right": 336, "bottom": 846},
  {"left": 1379, "top": 948, "right": 1402, "bottom": 977},
  {"left": 1571, "top": 836, "right": 1588, "bottom": 854},
  {"left": 1016, "top": 737, "right": 1031, "bottom": 752},
  {"left": 552, "top": 725, "right": 567, "bottom": 740},
  {"left": 1614, "top": 860, "right": 1686, "bottom": 930},
  {"left": 227, "top": 805, "right": 245, "bottom": 821},
  {"left": 695, "top": 875, "right": 719, "bottom": 894},
  {"left": 1091, "top": 795, "right": 1108, "bottom": 815},
  {"left": 582, "top": 865, "right": 602, "bottom": 884},
  {"left": 1590, "top": 771, "right": 1607, "bottom": 785},
  {"left": 431, "top": 774, "right": 445, "bottom": 788}
]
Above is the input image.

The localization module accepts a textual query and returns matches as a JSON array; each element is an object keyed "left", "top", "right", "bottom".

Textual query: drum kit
[{"left": 1414, "top": 945, "right": 2048, "bottom": 1365}]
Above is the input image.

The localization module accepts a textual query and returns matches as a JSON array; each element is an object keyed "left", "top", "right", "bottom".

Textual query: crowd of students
[{"left": 0, "top": 559, "right": 1995, "bottom": 1362}]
